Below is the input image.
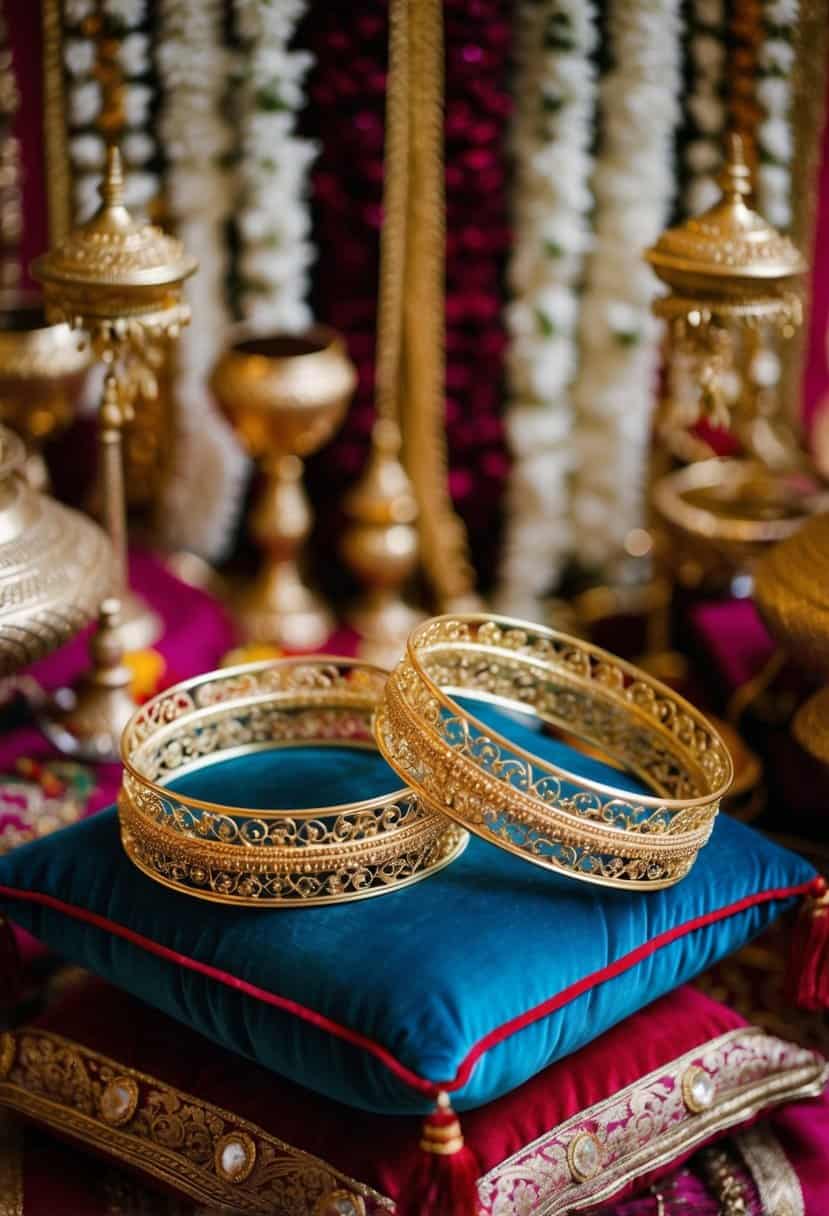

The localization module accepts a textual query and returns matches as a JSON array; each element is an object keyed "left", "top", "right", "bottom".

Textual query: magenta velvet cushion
[{"left": 0, "top": 974, "right": 824, "bottom": 1215}]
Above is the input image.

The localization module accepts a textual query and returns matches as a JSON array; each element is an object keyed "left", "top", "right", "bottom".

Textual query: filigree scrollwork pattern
[
  {"left": 375, "top": 615, "right": 733, "bottom": 890},
  {"left": 0, "top": 1030, "right": 393, "bottom": 1216},
  {"left": 118, "top": 657, "right": 467, "bottom": 906}
]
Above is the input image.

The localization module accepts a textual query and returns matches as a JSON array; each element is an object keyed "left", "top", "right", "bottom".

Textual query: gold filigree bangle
[
  {"left": 375, "top": 615, "right": 733, "bottom": 891},
  {"left": 118, "top": 657, "right": 467, "bottom": 906}
]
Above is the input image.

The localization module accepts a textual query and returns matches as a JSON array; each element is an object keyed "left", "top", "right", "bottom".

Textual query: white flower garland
[
  {"left": 571, "top": 0, "right": 683, "bottom": 575},
  {"left": 495, "top": 0, "right": 598, "bottom": 617},
  {"left": 63, "top": 0, "right": 158, "bottom": 222},
  {"left": 683, "top": 0, "right": 727, "bottom": 217},
  {"left": 757, "top": 0, "right": 798, "bottom": 230},
  {"left": 233, "top": 0, "right": 316, "bottom": 331},
  {"left": 155, "top": 0, "right": 248, "bottom": 560}
]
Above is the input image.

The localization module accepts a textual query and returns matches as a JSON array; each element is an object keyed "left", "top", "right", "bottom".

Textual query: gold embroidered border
[
  {"left": 0, "top": 1111, "right": 22, "bottom": 1216},
  {"left": 0, "top": 1029, "right": 393, "bottom": 1216},
  {"left": 735, "top": 1123, "right": 805, "bottom": 1216},
  {"left": 478, "top": 1027, "right": 828, "bottom": 1216}
]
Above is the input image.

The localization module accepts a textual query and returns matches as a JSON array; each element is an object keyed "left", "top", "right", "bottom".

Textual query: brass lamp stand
[
  {"left": 31, "top": 147, "right": 196, "bottom": 759},
  {"left": 643, "top": 133, "right": 827, "bottom": 605}
]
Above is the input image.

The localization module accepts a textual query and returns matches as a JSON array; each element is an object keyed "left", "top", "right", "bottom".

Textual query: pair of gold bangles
[{"left": 118, "top": 615, "right": 733, "bottom": 907}]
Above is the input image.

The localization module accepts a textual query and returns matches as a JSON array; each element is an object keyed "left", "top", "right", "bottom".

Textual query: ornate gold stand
[
  {"left": 211, "top": 329, "right": 355, "bottom": 651},
  {"left": 32, "top": 146, "right": 195, "bottom": 760}
]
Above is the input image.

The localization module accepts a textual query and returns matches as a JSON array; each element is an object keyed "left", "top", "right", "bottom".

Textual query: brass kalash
[
  {"left": 31, "top": 146, "right": 196, "bottom": 759},
  {"left": 646, "top": 133, "right": 829, "bottom": 593}
]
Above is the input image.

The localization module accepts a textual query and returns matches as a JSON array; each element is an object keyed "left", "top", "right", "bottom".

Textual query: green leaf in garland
[
  {"left": 535, "top": 309, "right": 557, "bottom": 338},
  {"left": 255, "top": 88, "right": 288, "bottom": 112}
]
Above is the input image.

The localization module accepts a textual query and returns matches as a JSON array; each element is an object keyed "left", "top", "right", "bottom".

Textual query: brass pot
[
  {"left": 0, "top": 292, "right": 90, "bottom": 487},
  {"left": 0, "top": 426, "right": 111, "bottom": 674}
]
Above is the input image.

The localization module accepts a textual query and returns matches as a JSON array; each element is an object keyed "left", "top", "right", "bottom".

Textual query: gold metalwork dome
[
  {"left": 31, "top": 146, "right": 196, "bottom": 321},
  {"left": 646, "top": 133, "right": 805, "bottom": 306}
]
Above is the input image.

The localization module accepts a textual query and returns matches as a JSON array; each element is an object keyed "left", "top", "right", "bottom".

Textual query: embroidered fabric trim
[
  {"left": 735, "top": 1123, "right": 805, "bottom": 1216},
  {"left": 0, "top": 1029, "right": 392, "bottom": 1216},
  {"left": 477, "top": 1027, "right": 826, "bottom": 1215},
  {"left": 0, "top": 879, "right": 817, "bottom": 1099}
]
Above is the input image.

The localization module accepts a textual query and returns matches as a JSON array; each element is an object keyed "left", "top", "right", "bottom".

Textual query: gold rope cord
[
  {"left": 41, "top": 0, "right": 72, "bottom": 244},
  {"left": 374, "top": 0, "right": 409, "bottom": 426},
  {"left": 780, "top": 0, "right": 828, "bottom": 429},
  {"left": 401, "top": 0, "right": 477, "bottom": 607}
]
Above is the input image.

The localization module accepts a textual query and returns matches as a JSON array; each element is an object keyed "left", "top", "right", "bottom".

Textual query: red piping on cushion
[{"left": 0, "top": 880, "right": 814, "bottom": 1097}]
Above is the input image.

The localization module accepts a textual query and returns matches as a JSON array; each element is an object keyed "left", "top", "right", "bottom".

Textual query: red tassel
[
  {"left": 397, "top": 1092, "right": 480, "bottom": 1216},
  {"left": 0, "top": 915, "right": 22, "bottom": 1006},
  {"left": 789, "top": 876, "right": 829, "bottom": 1012}
]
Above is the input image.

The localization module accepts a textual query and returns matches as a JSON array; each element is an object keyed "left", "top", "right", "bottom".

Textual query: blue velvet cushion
[{"left": 0, "top": 705, "right": 816, "bottom": 1115}]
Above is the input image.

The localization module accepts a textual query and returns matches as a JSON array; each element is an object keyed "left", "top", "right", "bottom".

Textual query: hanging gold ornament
[
  {"left": 32, "top": 145, "right": 196, "bottom": 759},
  {"left": 646, "top": 132, "right": 804, "bottom": 430},
  {"left": 646, "top": 133, "right": 827, "bottom": 586}
]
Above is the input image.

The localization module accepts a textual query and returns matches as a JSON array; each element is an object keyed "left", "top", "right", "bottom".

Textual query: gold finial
[
  {"left": 718, "top": 132, "right": 752, "bottom": 202},
  {"left": 101, "top": 144, "right": 125, "bottom": 209}
]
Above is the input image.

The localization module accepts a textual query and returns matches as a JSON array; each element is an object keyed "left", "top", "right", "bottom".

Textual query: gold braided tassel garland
[{"left": 403, "top": 0, "right": 478, "bottom": 609}]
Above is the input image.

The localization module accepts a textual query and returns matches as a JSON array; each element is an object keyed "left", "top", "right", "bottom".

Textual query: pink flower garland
[{"left": 304, "top": 0, "right": 511, "bottom": 591}]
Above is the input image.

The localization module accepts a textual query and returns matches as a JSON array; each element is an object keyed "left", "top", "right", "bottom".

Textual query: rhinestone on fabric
[
  {"left": 567, "top": 1130, "right": 602, "bottom": 1182},
  {"left": 682, "top": 1064, "right": 716, "bottom": 1113},
  {"left": 313, "top": 1190, "right": 367, "bottom": 1216},
  {"left": 99, "top": 1076, "right": 139, "bottom": 1126},
  {"left": 214, "top": 1131, "right": 256, "bottom": 1184}
]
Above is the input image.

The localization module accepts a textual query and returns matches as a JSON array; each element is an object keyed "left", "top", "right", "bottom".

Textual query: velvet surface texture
[{"left": 0, "top": 707, "right": 816, "bottom": 1114}]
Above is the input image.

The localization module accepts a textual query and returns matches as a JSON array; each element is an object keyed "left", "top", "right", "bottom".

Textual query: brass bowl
[
  {"left": 754, "top": 510, "right": 829, "bottom": 673},
  {"left": 653, "top": 458, "right": 829, "bottom": 574},
  {"left": 210, "top": 327, "right": 357, "bottom": 459},
  {"left": 0, "top": 426, "right": 112, "bottom": 674},
  {"left": 0, "top": 292, "right": 90, "bottom": 449}
]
